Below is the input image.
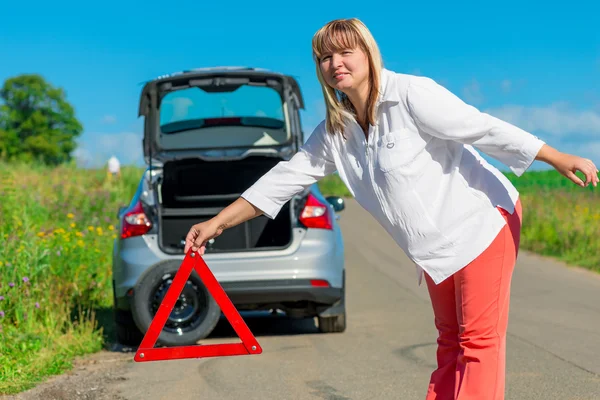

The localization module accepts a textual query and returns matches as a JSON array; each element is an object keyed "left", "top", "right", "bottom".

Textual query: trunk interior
[{"left": 157, "top": 157, "right": 296, "bottom": 254}]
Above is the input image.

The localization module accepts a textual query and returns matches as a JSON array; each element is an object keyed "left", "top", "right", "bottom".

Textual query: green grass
[
  {"left": 0, "top": 162, "right": 140, "bottom": 394},
  {"left": 0, "top": 163, "right": 597, "bottom": 394}
]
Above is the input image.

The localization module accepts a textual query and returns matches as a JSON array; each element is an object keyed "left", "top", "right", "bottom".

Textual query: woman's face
[{"left": 319, "top": 46, "right": 369, "bottom": 95}]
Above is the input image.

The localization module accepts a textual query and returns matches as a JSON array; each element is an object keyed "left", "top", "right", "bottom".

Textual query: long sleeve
[
  {"left": 241, "top": 122, "right": 337, "bottom": 219},
  {"left": 406, "top": 76, "right": 546, "bottom": 176}
]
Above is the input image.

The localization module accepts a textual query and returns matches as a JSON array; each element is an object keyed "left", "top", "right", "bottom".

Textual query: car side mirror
[{"left": 326, "top": 196, "right": 345, "bottom": 212}]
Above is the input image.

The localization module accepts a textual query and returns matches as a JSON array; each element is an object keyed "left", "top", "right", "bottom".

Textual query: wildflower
[
  {"left": 70, "top": 223, "right": 76, "bottom": 228},
  {"left": 0, "top": 296, "right": 4, "bottom": 301},
  {"left": 108, "top": 225, "right": 115, "bottom": 231},
  {"left": 67, "top": 213, "right": 74, "bottom": 219},
  {"left": 57, "top": 250, "right": 61, "bottom": 256},
  {"left": 35, "top": 302, "right": 40, "bottom": 309},
  {"left": 37, "top": 232, "right": 45, "bottom": 237},
  {"left": 0, "top": 311, "right": 4, "bottom": 318},
  {"left": 22, "top": 277, "right": 29, "bottom": 283},
  {"left": 8, "top": 283, "right": 14, "bottom": 288}
]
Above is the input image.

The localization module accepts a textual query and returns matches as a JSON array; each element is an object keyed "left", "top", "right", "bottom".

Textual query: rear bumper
[
  {"left": 221, "top": 279, "right": 343, "bottom": 305},
  {"left": 113, "top": 279, "right": 343, "bottom": 311}
]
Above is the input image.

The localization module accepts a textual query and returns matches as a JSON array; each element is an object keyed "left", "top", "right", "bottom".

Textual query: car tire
[
  {"left": 317, "top": 271, "right": 346, "bottom": 333},
  {"left": 318, "top": 312, "right": 346, "bottom": 333},
  {"left": 131, "top": 259, "right": 221, "bottom": 347},
  {"left": 114, "top": 309, "right": 144, "bottom": 346}
]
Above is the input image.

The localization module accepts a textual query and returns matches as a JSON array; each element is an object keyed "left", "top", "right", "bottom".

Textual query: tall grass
[
  {"left": 0, "top": 162, "right": 140, "bottom": 394},
  {"left": 0, "top": 164, "right": 597, "bottom": 394}
]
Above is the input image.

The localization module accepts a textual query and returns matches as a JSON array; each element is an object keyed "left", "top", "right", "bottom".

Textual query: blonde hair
[{"left": 312, "top": 18, "right": 384, "bottom": 136}]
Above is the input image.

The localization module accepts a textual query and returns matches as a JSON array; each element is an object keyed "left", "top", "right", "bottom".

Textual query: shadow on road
[
  {"left": 94, "top": 308, "right": 320, "bottom": 354},
  {"left": 210, "top": 311, "right": 320, "bottom": 339}
]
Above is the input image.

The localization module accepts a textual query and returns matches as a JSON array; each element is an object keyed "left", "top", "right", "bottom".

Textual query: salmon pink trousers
[{"left": 424, "top": 199, "right": 522, "bottom": 400}]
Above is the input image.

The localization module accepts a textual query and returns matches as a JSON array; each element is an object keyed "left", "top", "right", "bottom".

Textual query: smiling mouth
[{"left": 334, "top": 73, "right": 349, "bottom": 79}]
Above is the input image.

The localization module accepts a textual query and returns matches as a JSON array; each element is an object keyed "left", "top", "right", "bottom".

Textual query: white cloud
[
  {"left": 484, "top": 103, "right": 600, "bottom": 137},
  {"left": 74, "top": 132, "right": 143, "bottom": 168},
  {"left": 462, "top": 79, "right": 484, "bottom": 105},
  {"left": 102, "top": 115, "right": 117, "bottom": 124}
]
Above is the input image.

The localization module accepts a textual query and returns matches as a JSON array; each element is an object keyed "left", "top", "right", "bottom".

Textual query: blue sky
[{"left": 1, "top": 0, "right": 599, "bottom": 172}]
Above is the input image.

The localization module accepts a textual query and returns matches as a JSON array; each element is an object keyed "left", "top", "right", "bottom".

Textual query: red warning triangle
[{"left": 134, "top": 249, "right": 262, "bottom": 362}]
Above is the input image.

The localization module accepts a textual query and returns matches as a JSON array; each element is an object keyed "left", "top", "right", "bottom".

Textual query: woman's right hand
[
  {"left": 183, "top": 197, "right": 264, "bottom": 255},
  {"left": 184, "top": 219, "right": 226, "bottom": 255}
]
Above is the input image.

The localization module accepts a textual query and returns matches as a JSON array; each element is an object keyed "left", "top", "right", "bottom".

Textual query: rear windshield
[{"left": 158, "top": 85, "right": 289, "bottom": 149}]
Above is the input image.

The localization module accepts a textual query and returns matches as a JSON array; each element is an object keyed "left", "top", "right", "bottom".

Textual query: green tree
[{"left": 0, "top": 74, "right": 83, "bottom": 165}]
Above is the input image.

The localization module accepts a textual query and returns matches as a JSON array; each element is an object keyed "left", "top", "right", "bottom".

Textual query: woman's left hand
[
  {"left": 553, "top": 153, "right": 599, "bottom": 188},
  {"left": 536, "top": 145, "right": 599, "bottom": 187}
]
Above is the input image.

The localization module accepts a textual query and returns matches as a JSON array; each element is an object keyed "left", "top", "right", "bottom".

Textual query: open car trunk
[{"left": 157, "top": 156, "right": 294, "bottom": 254}]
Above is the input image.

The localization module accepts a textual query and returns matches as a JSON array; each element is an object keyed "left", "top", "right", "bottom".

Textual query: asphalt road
[{"left": 15, "top": 199, "right": 600, "bottom": 400}]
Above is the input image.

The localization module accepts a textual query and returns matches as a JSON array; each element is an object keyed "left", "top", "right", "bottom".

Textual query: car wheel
[
  {"left": 317, "top": 271, "right": 346, "bottom": 333},
  {"left": 114, "top": 309, "right": 144, "bottom": 346},
  {"left": 317, "top": 311, "right": 346, "bottom": 333},
  {"left": 131, "top": 259, "right": 221, "bottom": 346}
]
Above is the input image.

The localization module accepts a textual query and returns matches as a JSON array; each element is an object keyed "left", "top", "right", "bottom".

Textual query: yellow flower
[
  {"left": 37, "top": 232, "right": 45, "bottom": 237},
  {"left": 108, "top": 225, "right": 115, "bottom": 231},
  {"left": 76, "top": 232, "right": 84, "bottom": 237},
  {"left": 88, "top": 226, "right": 94, "bottom": 231},
  {"left": 67, "top": 213, "right": 74, "bottom": 219},
  {"left": 70, "top": 223, "right": 76, "bottom": 228},
  {"left": 77, "top": 240, "right": 84, "bottom": 247}
]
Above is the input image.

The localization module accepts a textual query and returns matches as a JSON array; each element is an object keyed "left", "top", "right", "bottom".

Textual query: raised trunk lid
[{"left": 138, "top": 67, "right": 305, "bottom": 163}]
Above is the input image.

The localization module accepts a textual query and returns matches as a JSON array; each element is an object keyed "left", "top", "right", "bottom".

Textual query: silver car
[{"left": 112, "top": 67, "right": 347, "bottom": 347}]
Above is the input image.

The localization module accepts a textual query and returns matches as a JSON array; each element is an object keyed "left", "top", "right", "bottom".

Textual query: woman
[{"left": 184, "top": 18, "right": 598, "bottom": 400}]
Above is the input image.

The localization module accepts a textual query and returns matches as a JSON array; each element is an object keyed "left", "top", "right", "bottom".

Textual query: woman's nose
[{"left": 331, "top": 53, "right": 343, "bottom": 67}]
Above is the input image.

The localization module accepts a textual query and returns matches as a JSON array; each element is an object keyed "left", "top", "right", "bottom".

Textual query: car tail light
[
  {"left": 299, "top": 194, "right": 333, "bottom": 230},
  {"left": 120, "top": 201, "right": 152, "bottom": 239},
  {"left": 310, "top": 279, "right": 330, "bottom": 287}
]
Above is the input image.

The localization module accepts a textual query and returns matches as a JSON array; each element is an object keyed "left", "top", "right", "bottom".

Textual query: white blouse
[{"left": 241, "top": 68, "right": 545, "bottom": 285}]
